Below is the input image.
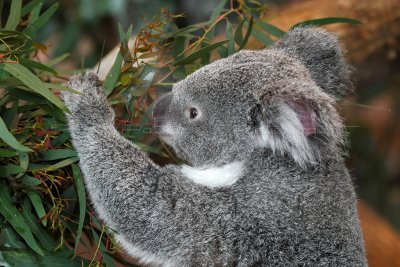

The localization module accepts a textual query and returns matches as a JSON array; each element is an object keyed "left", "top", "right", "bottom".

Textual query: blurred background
[{"left": 1, "top": 0, "right": 399, "bottom": 266}]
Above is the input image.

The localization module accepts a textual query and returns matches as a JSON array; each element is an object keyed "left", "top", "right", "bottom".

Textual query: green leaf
[
  {"left": 3, "top": 227, "right": 26, "bottom": 249},
  {"left": 226, "top": 21, "right": 235, "bottom": 56},
  {"left": 0, "top": 150, "right": 17, "bottom": 157},
  {"left": 26, "top": 191, "right": 47, "bottom": 227},
  {"left": 134, "top": 142, "right": 168, "bottom": 157},
  {"left": 103, "top": 24, "right": 133, "bottom": 95},
  {"left": 234, "top": 18, "right": 246, "bottom": 48},
  {"left": 19, "top": 58, "right": 57, "bottom": 75},
  {"left": 38, "top": 149, "right": 77, "bottom": 161},
  {"left": 46, "top": 53, "right": 70, "bottom": 66},
  {"left": 0, "top": 116, "right": 32, "bottom": 152},
  {"left": 0, "top": 164, "right": 24, "bottom": 177},
  {"left": 3, "top": 100, "right": 18, "bottom": 130},
  {"left": 23, "top": 3, "right": 59, "bottom": 34},
  {"left": 38, "top": 103, "right": 67, "bottom": 123},
  {"left": 1, "top": 250, "right": 84, "bottom": 267},
  {"left": 71, "top": 164, "right": 86, "bottom": 256},
  {"left": 0, "top": 62, "right": 68, "bottom": 112},
  {"left": 21, "top": 0, "right": 45, "bottom": 17},
  {"left": 20, "top": 175, "right": 41, "bottom": 187},
  {"left": 21, "top": 198, "right": 54, "bottom": 250},
  {"left": 43, "top": 157, "right": 79, "bottom": 171},
  {"left": 0, "top": 181, "right": 44, "bottom": 256},
  {"left": 251, "top": 28, "right": 273, "bottom": 46},
  {"left": 255, "top": 20, "right": 285, "bottom": 38},
  {"left": 241, "top": 16, "right": 254, "bottom": 49},
  {"left": 291, "top": 17, "right": 362, "bottom": 29},
  {"left": 5, "top": 0, "right": 22, "bottom": 31},
  {"left": 209, "top": 0, "right": 228, "bottom": 22},
  {"left": 0, "top": 250, "right": 36, "bottom": 267},
  {"left": 91, "top": 228, "right": 115, "bottom": 267},
  {"left": 0, "top": 0, "right": 3, "bottom": 28},
  {"left": 18, "top": 152, "right": 29, "bottom": 171},
  {"left": 103, "top": 52, "right": 122, "bottom": 94},
  {"left": 50, "top": 132, "right": 70, "bottom": 147},
  {"left": 173, "top": 40, "right": 230, "bottom": 65}
]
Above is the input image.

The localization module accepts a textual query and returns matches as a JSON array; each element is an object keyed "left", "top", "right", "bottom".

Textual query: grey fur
[{"left": 62, "top": 27, "right": 367, "bottom": 266}]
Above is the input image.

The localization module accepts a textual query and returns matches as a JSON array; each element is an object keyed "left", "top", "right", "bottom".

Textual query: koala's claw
[{"left": 62, "top": 72, "right": 115, "bottom": 127}]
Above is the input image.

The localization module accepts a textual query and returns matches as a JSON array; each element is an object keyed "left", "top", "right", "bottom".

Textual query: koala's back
[
  {"left": 231, "top": 153, "right": 365, "bottom": 266},
  {"left": 160, "top": 153, "right": 365, "bottom": 267}
]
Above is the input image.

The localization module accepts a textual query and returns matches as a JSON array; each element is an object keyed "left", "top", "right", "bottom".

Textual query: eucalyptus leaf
[
  {"left": 5, "top": 0, "right": 22, "bottom": 31},
  {"left": 291, "top": 17, "right": 361, "bottom": 29},
  {"left": 0, "top": 115, "right": 32, "bottom": 152},
  {"left": 21, "top": 0, "right": 45, "bottom": 17},
  {"left": 255, "top": 19, "right": 285, "bottom": 38},
  {"left": 38, "top": 149, "right": 77, "bottom": 161},
  {"left": 0, "top": 150, "right": 17, "bottom": 158},
  {"left": 173, "top": 40, "right": 230, "bottom": 65},
  {"left": 19, "top": 58, "right": 57, "bottom": 75},
  {"left": 22, "top": 198, "right": 54, "bottom": 249},
  {"left": 0, "top": 181, "right": 44, "bottom": 256},
  {"left": 23, "top": 3, "right": 59, "bottom": 35},
  {"left": 71, "top": 164, "right": 86, "bottom": 256},
  {"left": 47, "top": 157, "right": 79, "bottom": 171},
  {"left": 0, "top": 165, "right": 24, "bottom": 178},
  {"left": 26, "top": 191, "right": 47, "bottom": 227},
  {"left": 20, "top": 175, "right": 42, "bottom": 187},
  {"left": 0, "top": 62, "right": 68, "bottom": 112}
]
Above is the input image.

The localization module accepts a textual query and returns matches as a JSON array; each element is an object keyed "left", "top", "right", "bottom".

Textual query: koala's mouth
[{"left": 156, "top": 130, "right": 174, "bottom": 145}]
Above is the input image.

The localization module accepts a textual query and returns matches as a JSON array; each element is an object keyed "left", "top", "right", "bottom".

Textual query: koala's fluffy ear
[
  {"left": 249, "top": 79, "right": 343, "bottom": 168},
  {"left": 251, "top": 98, "right": 317, "bottom": 167},
  {"left": 274, "top": 27, "right": 353, "bottom": 100}
]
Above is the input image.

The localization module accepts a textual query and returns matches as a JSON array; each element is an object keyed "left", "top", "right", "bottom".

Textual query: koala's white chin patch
[{"left": 181, "top": 162, "right": 244, "bottom": 188}]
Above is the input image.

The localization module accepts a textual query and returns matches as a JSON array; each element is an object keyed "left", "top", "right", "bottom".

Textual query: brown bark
[
  {"left": 265, "top": 0, "right": 400, "bottom": 64},
  {"left": 358, "top": 202, "right": 400, "bottom": 267}
]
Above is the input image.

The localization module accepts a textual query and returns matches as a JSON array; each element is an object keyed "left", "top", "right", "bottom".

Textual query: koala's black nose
[{"left": 153, "top": 93, "right": 172, "bottom": 129}]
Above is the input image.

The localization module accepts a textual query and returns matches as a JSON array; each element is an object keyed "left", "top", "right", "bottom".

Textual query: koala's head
[{"left": 153, "top": 27, "right": 352, "bottom": 168}]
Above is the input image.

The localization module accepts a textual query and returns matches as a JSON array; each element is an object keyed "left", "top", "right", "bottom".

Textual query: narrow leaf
[
  {"left": 26, "top": 191, "right": 47, "bottom": 226},
  {"left": 0, "top": 181, "right": 44, "bottom": 256},
  {"left": 71, "top": 164, "right": 86, "bottom": 256},
  {"left": 21, "top": 198, "right": 54, "bottom": 250},
  {"left": 0, "top": 164, "right": 24, "bottom": 177},
  {"left": 173, "top": 40, "right": 230, "bottom": 65},
  {"left": 291, "top": 17, "right": 362, "bottom": 29},
  {"left": 43, "top": 157, "right": 79, "bottom": 171},
  {"left": 255, "top": 19, "right": 286, "bottom": 38},
  {"left": 0, "top": 115, "right": 33, "bottom": 152},
  {"left": 0, "top": 62, "right": 68, "bottom": 112},
  {"left": 0, "top": 150, "right": 17, "bottom": 157},
  {"left": 240, "top": 16, "right": 254, "bottom": 49},
  {"left": 226, "top": 21, "right": 235, "bottom": 56},
  {"left": 20, "top": 175, "right": 42, "bottom": 187},
  {"left": 21, "top": 0, "right": 44, "bottom": 17},
  {"left": 23, "top": 3, "right": 59, "bottom": 34},
  {"left": 5, "top": 0, "right": 22, "bottom": 31},
  {"left": 38, "top": 149, "right": 77, "bottom": 161},
  {"left": 19, "top": 58, "right": 57, "bottom": 75},
  {"left": 251, "top": 28, "right": 273, "bottom": 46},
  {"left": 234, "top": 18, "right": 246, "bottom": 47},
  {"left": 103, "top": 52, "right": 122, "bottom": 94},
  {"left": 209, "top": 0, "right": 228, "bottom": 22}
]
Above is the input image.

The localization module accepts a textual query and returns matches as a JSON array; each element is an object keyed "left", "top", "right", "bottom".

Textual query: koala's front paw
[{"left": 62, "top": 72, "right": 115, "bottom": 127}]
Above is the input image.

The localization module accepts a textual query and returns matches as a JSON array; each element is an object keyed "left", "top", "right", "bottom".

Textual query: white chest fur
[{"left": 181, "top": 161, "right": 244, "bottom": 188}]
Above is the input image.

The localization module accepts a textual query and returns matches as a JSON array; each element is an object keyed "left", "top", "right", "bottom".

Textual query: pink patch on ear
[{"left": 287, "top": 100, "right": 316, "bottom": 136}]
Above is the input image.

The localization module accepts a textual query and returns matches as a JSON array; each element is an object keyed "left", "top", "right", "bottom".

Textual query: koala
[{"left": 62, "top": 27, "right": 367, "bottom": 266}]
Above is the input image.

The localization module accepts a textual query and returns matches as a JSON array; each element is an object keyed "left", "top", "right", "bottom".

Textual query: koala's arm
[{"left": 62, "top": 73, "right": 189, "bottom": 260}]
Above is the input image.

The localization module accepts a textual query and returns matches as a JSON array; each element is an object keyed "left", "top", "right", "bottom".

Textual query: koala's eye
[{"left": 189, "top": 107, "right": 198, "bottom": 119}]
